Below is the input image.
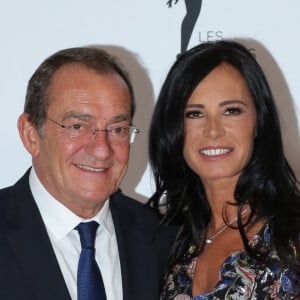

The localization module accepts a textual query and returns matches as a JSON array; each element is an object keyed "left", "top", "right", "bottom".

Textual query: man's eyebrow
[
  {"left": 61, "top": 112, "right": 132, "bottom": 125},
  {"left": 108, "top": 113, "right": 132, "bottom": 124},
  {"left": 62, "top": 111, "right": 92, "bottom": 121}
]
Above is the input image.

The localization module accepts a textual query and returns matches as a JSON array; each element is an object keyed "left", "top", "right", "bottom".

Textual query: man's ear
[{"left": 17, "top": 113, "right": 41, "bottom": 157}]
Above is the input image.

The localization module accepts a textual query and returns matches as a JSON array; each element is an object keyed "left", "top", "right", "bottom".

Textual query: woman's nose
[{"left": 202, "top": 118, "right": 225, "bottom": 139}]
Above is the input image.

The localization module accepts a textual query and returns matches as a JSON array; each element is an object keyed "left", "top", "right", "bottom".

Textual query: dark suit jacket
[{"left": 0, "top": 169, "right": 176, "bottom": 300}]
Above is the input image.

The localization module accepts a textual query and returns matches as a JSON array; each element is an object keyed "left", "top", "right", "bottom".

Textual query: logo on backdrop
[{"left": 166, "top": 0, "right": 223, "bottom": 53}]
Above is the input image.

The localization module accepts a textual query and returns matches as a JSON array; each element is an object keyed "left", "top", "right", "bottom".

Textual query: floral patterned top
[{"left": 161, "top": 224, "right": 300, "bottom": 299}]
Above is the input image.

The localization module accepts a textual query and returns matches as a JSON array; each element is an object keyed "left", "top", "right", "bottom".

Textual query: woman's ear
[{"left": 17, "top": 113, "right": 41, "bottom": 157}]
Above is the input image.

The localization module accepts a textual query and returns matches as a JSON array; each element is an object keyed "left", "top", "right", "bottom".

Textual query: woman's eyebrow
[
  {"left": 185, "top": 103, "right": 204, "bottom": 108},
  {"left": 185, "top": 100, "right": 248, "bottom": 108},
  {"left": 219, "top": 99, "right": 248, "bottom": 107}
]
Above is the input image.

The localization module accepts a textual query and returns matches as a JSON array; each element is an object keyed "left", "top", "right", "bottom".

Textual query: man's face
[{"left": 23, "top": 64, "right": 132, "bottom": 217}]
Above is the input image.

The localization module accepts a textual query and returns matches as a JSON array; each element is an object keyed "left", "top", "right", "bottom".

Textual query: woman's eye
[
  {"left": 185, "top": 110, "right": 203, "bottom": 119},
  {"left": 224, "top": 107, "right": 242, "bottom": 115}
]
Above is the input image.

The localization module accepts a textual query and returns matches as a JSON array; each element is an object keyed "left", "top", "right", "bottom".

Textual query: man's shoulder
[
  {"left": 110, "top": 191, "right": 178, "bottom": 237},
  {"left": 0, "top": 169, "right": 32, "bottom": 218},
  {"left": 110, "top": 191, "right": 159, "bottom": 221},
  {"left": 0, "top": 169, "right": 30, "bottom": 196},
  {"left": 0, "top": 180, "right": 20, "bottom": 210},
  {"left": 0, "top": 169, "right": 30, "bottom": 192}
]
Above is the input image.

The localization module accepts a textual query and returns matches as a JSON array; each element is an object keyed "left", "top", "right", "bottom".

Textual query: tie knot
[{"left": 76, "top": 221, "right": 99, "bottom": 249}]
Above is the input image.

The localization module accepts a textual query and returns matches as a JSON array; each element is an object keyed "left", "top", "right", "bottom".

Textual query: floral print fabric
[{"left": 161, "top": 224, "right": 300, "bottom": 299}]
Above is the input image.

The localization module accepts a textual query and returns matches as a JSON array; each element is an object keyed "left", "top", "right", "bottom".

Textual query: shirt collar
[{"left": 29, "top": 167, "right": 114, "bottom": 240}]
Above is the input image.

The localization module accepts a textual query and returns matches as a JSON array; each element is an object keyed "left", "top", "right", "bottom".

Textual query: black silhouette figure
[{"left": 167, "top": 0, "right": 203, "bottom": 53}]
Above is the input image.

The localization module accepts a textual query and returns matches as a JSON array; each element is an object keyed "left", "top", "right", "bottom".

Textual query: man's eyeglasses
[{"left": 47, "top": 117, "right": 139, "bottom": 143}]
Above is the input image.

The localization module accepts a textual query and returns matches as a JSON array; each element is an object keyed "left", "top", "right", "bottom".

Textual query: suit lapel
[
  {"left": 6, "top": 171, "right": 71, "bottom": 300},
  {"left": 110, "top": 193, "right": 153, "bottom": 300}
]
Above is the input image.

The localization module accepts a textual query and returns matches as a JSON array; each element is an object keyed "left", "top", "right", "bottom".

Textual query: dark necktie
[{"left": 76, "top": 221, "right": 107, "bottom": 300}]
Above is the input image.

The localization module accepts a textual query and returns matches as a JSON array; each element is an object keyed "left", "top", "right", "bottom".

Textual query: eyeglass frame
[{"left": 47, "top": 117, "right": 139, "bottom": 144}]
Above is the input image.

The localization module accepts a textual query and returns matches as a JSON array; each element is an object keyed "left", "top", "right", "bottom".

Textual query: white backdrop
[{"left": 1, "top": 0, "right": 299, "bottom": 203}]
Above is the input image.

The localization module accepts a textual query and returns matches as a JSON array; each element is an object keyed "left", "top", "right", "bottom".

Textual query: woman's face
[{"left": 183, "top": 63, "right": 257, "bottom": 186}]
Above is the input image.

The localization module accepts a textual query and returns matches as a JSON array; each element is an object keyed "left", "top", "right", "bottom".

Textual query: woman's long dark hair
[{"left": 148, "top": 40, "right": 300, "bottom": 274}]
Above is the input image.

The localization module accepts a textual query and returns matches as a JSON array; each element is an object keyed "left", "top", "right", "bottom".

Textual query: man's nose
[{"left": 85, "top": 130, "right": 113, "bottom": 160}]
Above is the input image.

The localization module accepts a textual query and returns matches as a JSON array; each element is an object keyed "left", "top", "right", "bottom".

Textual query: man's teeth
[
  {"left": 201, "top": 148, "right": 231, "bottom": 156},
  {"left": 76, "top": 164, "right": 104, "bottom": 172}
]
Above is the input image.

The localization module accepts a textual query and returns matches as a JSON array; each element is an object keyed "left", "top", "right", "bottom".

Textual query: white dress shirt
[{"left": 29, "top": 168, "right": 123, "bottom": 300}]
